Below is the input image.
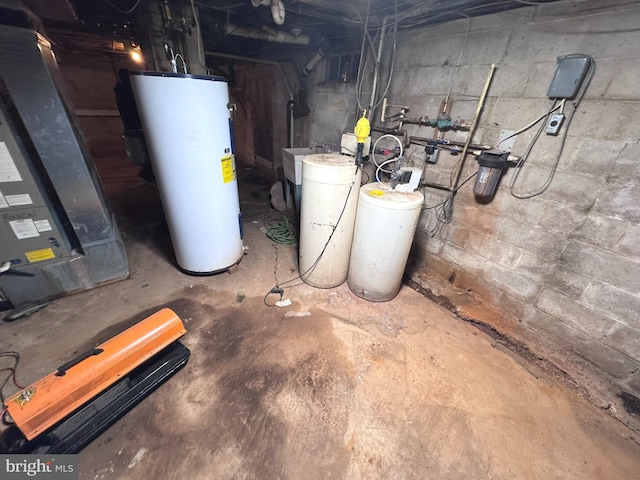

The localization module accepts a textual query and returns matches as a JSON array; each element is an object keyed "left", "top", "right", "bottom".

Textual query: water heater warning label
[{"left": 221, "top": 155, "right": 235, "bottom": 184}]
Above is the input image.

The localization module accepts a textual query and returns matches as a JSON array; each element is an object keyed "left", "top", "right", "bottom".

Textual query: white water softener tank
[
  {"left": 299, "top": 154, "right": 361, "bottom": 288},
  {"left": 348, "top": 183, "right": 423, "bottom": 301},
  {"left": 130, "top": 72, "right": 243, "bottom": 274}
]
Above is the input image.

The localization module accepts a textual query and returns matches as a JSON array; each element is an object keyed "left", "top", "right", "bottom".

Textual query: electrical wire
[
  {"left": 195, "top": 1, "right": 246, "bottom": 10},
  {"left": 355, "top": 0, "right": 373, "bottom": 114},
  {"left": 493, "top": 100, "right": 563, "bottom": 148},
  {"left": 423, "top": 170, "right": 478, "bottom": 236},
  {"left": 514, "top": 0, "right": 590, "bottom": 4},
  {"left": 353, "top": 3, "right": 377, "bottom": 64},
  {"left": 370, "top": 0, "right": 399, "bottom": 111},
  {"left": 101, "top": 0, "right": 142, "bottom": 15},
  {"left": 264, "top": 165, "right": 361, "bottom": 306},
  {"left": 190, "top": 0, "right": 207, "bottom": 73},
  {"left": 0, "top": 351, "right": 24, "bottom": 409},
  {"left": 354, "top": 0, "right": 398, "bottom": 114},
  {"left": 445, "top": 14, "right": 472, "bottom": 107},
  {"left": 509, "top": 55, "right": 595, "bottom": 198}
]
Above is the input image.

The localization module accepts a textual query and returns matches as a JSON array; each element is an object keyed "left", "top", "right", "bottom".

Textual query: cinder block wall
[
  {"left": 307, "top": 1, "right": 640, "bottom": 424},
  {"left": 308, "top": 82, "right": 360, "bottom": 151}
]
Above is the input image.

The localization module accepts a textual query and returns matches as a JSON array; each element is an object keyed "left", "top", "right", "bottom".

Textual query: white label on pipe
[
  {"left": 6, "top": 193, "right": 33, "bottom": 206},
  {"left": 9, "top": 219, "right": 40, "bottom": 239},
  {"left": 0, "top": 142, "right": 22, "bottom": 182}
]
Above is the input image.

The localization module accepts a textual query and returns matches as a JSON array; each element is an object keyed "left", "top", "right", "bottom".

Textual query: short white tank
[
  {"left": 299, "top": 154, "right": 361, "bottom": 288},
  {"left": 348, "top": 182, "right": 423, "bottom": 301}
]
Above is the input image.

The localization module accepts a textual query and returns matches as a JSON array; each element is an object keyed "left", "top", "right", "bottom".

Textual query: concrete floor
[{"left": 1, "top": 154, "right": 640, "bottom": 479}]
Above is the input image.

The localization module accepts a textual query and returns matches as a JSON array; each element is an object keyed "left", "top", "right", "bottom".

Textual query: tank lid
[
  {"left": 302, "top": 153, "right": 356, "bottom": 168},
  {"left": 360, "top": 182, "right": 424, "bottom": 209},
  {"left": 129, "top": 71, "right": 227, "bottom": 82}
]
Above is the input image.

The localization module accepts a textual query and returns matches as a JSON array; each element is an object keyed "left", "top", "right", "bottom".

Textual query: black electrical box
[{"left": 547, "top": 54, "right": 591, "bottom": 99}]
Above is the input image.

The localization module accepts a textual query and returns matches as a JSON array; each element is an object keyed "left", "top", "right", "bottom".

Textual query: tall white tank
[
  {"left": 299, "top": 154, "right": 361, "bottom": 288},
  {"left": 130, "top": 72, "right": 243, "bottom": 274},
  {"left": 348, "top": 182, "right": 423, "bottom": 301}
]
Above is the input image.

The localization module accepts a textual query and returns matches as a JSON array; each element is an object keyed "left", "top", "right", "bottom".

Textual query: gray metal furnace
[{"left": 0, "top": 6, "right": 128, "bottom": 311}]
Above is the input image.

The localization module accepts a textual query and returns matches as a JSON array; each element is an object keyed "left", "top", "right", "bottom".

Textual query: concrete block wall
[
  {"left": 307, "top": 74, "right": 361, "bottom": 151},
  {"left": 306, "top": 0, "right": 640, "bottom": 424}
]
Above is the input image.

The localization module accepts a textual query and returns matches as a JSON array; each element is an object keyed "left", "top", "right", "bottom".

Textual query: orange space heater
[{"left": 0, "top": 308, "right": 190, "bottom": 454}]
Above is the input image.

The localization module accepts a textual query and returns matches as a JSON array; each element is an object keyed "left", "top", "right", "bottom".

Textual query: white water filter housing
[
  {"left": 299, "top": 154, "right": 361, "bottom": 288},
  {"left": 130, "top": 72, "right": 243, "bottom": 274},
  {"left": 348, "top": 182, "right": 423, "bottom": 301}
]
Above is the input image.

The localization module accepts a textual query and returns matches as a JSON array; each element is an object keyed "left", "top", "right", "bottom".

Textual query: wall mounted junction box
[{"left": 547, "top": 54, "right": 591, "bottom": 99}]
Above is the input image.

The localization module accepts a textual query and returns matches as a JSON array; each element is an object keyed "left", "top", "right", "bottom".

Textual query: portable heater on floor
[{"left": 0, "top": 308, "right": 190, "bottom": 454}]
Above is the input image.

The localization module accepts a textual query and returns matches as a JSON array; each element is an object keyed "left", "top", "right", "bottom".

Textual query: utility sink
[
  {"left": 282, "top": 147, "right": 317, "bottom": 186},
  {"left": 281, "top": 147, "right": 325, "bottom": 217}
]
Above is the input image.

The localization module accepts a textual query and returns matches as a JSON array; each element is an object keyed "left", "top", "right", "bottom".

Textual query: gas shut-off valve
[{"left": 472, "top": 150, "right": 519, "bottom": 201}]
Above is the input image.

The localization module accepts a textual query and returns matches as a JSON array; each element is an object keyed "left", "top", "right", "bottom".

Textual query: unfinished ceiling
[{"left": 20, "top": 0, "right": 564, "bottom": 61}]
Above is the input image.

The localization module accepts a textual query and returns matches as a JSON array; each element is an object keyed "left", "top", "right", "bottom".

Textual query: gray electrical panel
[
  {"left": 0, "top": 9, "right": 128, "bottom": 311},
  {"left": 547, "top": 54, "right": 591, "bottom": 99}
]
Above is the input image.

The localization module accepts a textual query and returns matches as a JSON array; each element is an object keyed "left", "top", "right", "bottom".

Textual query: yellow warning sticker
[
  {"left": 369, "top": 189, "right": 385, "bottom": 197},
  {"left": 25, "top": 247, "right": 55, "bottom": 263},
  {"left": 221, "top": 155, "right": 235, "bottom": 184},
  {"left": 14, "top": 387, "right": 36, "bottom": 408}
]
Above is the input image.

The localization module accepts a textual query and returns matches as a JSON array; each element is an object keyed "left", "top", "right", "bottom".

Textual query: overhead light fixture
[
  {"left": 112, "top": 40, "right": 126, "bottom": 52},
  {"left": 130, "top": 44, "right": 143, "bottom": 63}
]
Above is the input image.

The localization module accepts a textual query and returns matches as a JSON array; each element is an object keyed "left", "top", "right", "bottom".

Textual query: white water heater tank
[
  {"left": 130, "top": 72, "right": 243, "bottom": 274},
  {"left": 299, "top": 154, "right": 361, "bottom": 288},
  {"left": 348, "top": 182, "right": 423, "bottom": 301}
]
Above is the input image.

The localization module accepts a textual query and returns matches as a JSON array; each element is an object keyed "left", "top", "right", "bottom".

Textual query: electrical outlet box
[
  {"left": 547, "top": 54, "right": 591, "bottom": 99},
  {"left": 546, "top": 113, "right": 565, "bottom": 135}
]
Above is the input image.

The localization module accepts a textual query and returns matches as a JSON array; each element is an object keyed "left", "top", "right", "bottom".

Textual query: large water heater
[{"left": 130, "top": 72, "right": 243, "bottom": 274}]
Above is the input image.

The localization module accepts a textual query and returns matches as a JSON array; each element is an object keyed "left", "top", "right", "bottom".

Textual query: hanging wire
[
  {"left": 264, "top": 166, "right": 361, "bottom": 306},
  {"left": 190, "top": 0, "right": 210, "bottom": 74},
  {"left": 423, "top": 170, "right": 478, "bottom": 236},
  {"left": 101, "top": 0, "right": 142, "bottom": 15},
  {"left": 355, "top": 30, "right": 380, "bottom": 113},
  {"left": 371, "top": 0, "right": 399, "bottom": 111},
  {"left": 355, "top": 0, "right": 373, "bottom": 113},
  {"left": 445, "top": 14, "right": 472, "bottom": 107},
  {"left": 509, "top": 56, "right": 595, "bottom": 198},
  {"left": 494, "top": 100, "right": 563, "bottom": 149},
  {"left": 354, "top": 0, "right": 399, "bottom": 114},
  {"left": 1, "top": 351, "right": 25, "bottom": 425}
]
